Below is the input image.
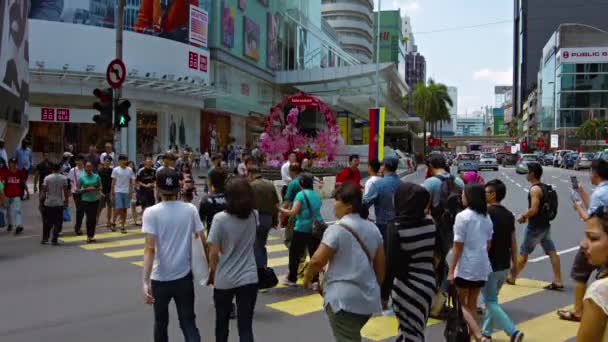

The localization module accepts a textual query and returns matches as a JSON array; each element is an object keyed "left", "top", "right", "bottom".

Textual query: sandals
[
  {"left": 544, "top": 283, "right": 564, "bottom": 291},
  {"left": 557, "top": 309, "right": 581, "bottom": 322},
  {"left": 505, "top": 277, "right": 516, "bottom": 285}
]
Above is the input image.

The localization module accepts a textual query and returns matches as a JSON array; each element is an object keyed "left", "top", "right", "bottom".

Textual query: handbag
[
  {"left": 301, "top": 190, "right": 327, "bottom": 239},
  {"left": 258, "top": 267, "right": 279, "bottom": 289},
  {"left": 63, "top": 207, "right": 71, "bottom": 222},
  {"left": 444, "top": 285, "right": 470, "bottom": 342},
  {"left": 191, "top": 234, "right": 209, "bottom": 286}
]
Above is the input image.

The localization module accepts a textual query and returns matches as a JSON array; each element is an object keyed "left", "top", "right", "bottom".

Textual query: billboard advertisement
[
  {"left": 494, "top": 115, "right": 505, "bottom": 135},
  {"left": 559, "top": 47, "right": 608, "bottom": 64},
  {"left": 1, "top": 0, "right": 29, "bottom": 127},
  {"left": 243, "top": 16, "right": 260, "bottom": 61},
  {"left": 188, "top": 4, "right": 208, "bottom": 47},
  {"left": 28, "top": 0, "right": 211, "bottom": 46},
  {"left": 267, "top": 12, "right": 278, "bottom": 69}
]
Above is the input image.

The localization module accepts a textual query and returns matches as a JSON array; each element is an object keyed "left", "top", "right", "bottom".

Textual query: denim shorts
[
  {"left": 520, "top": 225, "right": 556, "bottom": 255},
  {"left": 114, "top": 192, "right": 131, "bottom": 209}
]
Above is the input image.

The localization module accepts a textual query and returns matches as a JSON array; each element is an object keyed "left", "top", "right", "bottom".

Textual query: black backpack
[
  {"left": 431, "top": 175, "right": 463, "bottom": 257},
  {"left": 538, "top": 183, "right": 559, "bottom": 221}
]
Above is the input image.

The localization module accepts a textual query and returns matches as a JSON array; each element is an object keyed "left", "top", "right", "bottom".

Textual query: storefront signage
[
  {"left": 559, "top": 47, "right": 608, "bottom": 64},
  {"left": 189, "top": 5, "right": 208, "bottom": 48},
  {"left": 41, "top": 108, "right": 70, "bottom": 122},
  {"left": 289, "top": 94, "right": 315, "bottom": 105},
  {"left": 189, "top": 52, "right": 208, "bottom": 73}
]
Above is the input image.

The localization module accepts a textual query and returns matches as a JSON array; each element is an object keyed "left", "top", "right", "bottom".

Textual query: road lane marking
[
  {"left": 515, "top": 183, "right": 522, "bottom": 188},
  {"left": 105, "top": 248, "right": 143, "bottom": 258},
  {"left": 267, "top": 294, "right": 323, "bottom": 316},
  {"left": 60, "top": 229, "right": 142, "bottom": 242},
  {"left": 524, "top": 189, "right": 529, "bottom": 193},
  {"left": 81, "top": 237, "right": 145, "bottom": 250},
  {"left": 529, "top": 246, "right": 579, "bottom": 263},
  {"left": 267, "top": 244, "right": 288, "bottom": 253},
  {"left": 491, "top": 306, "right": 577, "bottom": 342}
]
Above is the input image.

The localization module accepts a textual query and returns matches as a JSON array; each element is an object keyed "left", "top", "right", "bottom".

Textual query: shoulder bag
[
  {"left": 301, "top": 190, "right": 328, "bottom": 239},
  {"left": 444, "top": 285, "right": 470, "bottom": 342}
]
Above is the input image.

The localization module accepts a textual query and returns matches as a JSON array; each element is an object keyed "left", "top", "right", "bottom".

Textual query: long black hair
[{"left": 464, "top": 183, "right": 487, "bottom": 216}]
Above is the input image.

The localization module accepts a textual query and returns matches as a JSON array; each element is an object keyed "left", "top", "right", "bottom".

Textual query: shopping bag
[
  {"left": 191, "top": 234, "right": 209, "bottom": 286},
  {"left": 444, "top": 285, "right": 470, "bottom": 342},
  {"left": 258, "top": 267, "right": 279, "bottom": 289},
  {"left": 63, "top": 207, "right": 71, "bottom": 222}
]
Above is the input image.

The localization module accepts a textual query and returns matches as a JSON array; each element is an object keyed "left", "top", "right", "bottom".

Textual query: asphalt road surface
[{"left": 0, "top": 165, "right": 592, "bottom": 341}]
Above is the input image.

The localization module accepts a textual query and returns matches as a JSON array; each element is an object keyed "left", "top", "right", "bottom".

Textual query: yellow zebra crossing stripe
[
  {"left": 266, "top": 294, "right": 323, "bottom": 316},
  {"left": 81, "top": 237, "right": 145, "bottom": 250},
  {"left": 491, "top": 306, "right": 578, "bottom": 341},
  {"left": 105, "top": 249, "right": 143, "bottom": 258},
  {"left": 60, "top": 228, "right": 142, "bottom": 242}
]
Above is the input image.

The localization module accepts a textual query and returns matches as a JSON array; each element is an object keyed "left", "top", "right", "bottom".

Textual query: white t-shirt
[
  {"left": 364, "top": 175, "right": 381, "bottom": 196},
  {"left": 237, "top": 162, "right": 247, "bottom": 176},
  {"left": 67, "top": 167, "right": 83, "bottom": 193},
  {"left": 142, "top": 201, "right": 204, "bottom": 282},
  {"left": 584, "top": 277, "right": 608, "bottom": 341},
  {"left": 453, "top": 208, "right": 494, "bottom": 281},
  {"left": 281, "top": 161, "right": 291, "bottom": 185},
  {"left": 111, "top": 166, "right": 135, "bottom": 194},
  {"left": 100, "top": 152, "right": 116, "bottom": 167}
]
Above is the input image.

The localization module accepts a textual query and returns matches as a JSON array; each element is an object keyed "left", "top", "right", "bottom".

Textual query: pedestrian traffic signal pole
[{"left": 115, "top": 0, "right": 127, "bottom": 155}]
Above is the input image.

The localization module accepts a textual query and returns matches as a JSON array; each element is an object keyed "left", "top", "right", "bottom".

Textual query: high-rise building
[
  {"left": 322, "top": 0, "right": 374, "bottom": 63},
  {"left": 513, "top": 0, "right": 608, "bottom": 117},
  {"left": 372, "top": 11, "right": 406, "bottom": 81},
  {"left": 405, "top": 52, "right": 426, "bottom": 88},
  {"left": 439, "top": 86, "right": 457, "bottom": 136},
  {"left": 402, "top": 15, "right": 416, "bottom": 52}
]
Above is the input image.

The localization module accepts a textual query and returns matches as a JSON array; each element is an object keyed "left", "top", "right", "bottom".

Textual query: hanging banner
[
  {"left": 368, "top": 107, "right": 386, "bottom": 161},
  {"left": 550, "top": 134, "right": 559, "bottom": 148}
]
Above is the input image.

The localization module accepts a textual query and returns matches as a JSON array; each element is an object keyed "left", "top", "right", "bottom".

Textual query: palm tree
[
  {"left": 576, "top": 118, "right": 608, "bottom": 149},
  {"left": 409, "top": 80, "right": 453, "bottom": 155}
]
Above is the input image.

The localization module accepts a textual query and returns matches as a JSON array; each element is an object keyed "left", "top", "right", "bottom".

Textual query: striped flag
[{"left": 368, "top": 107, "right": 386, "bottom": 161}]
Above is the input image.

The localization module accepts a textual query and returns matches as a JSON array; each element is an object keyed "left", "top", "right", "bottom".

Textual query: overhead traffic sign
[{"left": 106, "top": 59, "right": 126, "bottom": 89}]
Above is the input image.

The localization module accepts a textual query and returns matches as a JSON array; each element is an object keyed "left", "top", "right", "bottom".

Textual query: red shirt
[
  {"left": 2, "top": 169, "right": 26, "bottom": 198},
  {"left": 336, "top": 167, "right": 361, "bottom": 187}
]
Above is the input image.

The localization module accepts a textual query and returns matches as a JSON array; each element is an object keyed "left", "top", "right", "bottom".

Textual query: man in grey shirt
[{"left": 41, "top": 162, "right": 70, "bottom": 245}]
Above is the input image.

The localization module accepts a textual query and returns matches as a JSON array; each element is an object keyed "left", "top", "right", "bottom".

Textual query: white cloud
[
  {"left": 378, "top": 0, "right": 421, "bottom": 13},
  {"left": 472, "top": 68, "right": 513, "bottom": 85}
]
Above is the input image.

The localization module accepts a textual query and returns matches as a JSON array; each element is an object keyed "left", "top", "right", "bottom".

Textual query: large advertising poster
[
  {"left": 188, "top": 4, "right": 207, "bottom": 47},
  {"left": 243, "top": 16, "right": 259, "bottom": 61},
  {"left": 267, "top": 12, "right": 277, "bottom": 69},
  {"left": 28, "top": 0, "right": 210, "bottom": 46},
  {"left": 0, "top": 0, "right": 29, "bottom": 126}
]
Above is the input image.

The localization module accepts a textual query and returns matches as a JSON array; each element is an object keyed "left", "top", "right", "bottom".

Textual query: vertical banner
[
  {"left": 362, "top": 127, "right": 370, "bottom": 144},
  {"left": 368, "top": 107, "right": 386, "bottom": 161},
  {"left": 336, "top": 111, "right": 350, "bottom": 144}
]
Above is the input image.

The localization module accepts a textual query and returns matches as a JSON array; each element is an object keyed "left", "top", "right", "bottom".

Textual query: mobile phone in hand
[{"left": 570, "top": 176, "right": 579, "bottom": 190}]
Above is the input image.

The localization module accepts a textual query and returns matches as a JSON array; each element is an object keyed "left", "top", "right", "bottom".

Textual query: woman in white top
[
  {"left": 577, "top": 206, "right": 608, "bottom": 341},
  {"left": 448, "top": 183, "right": 494, "bottom": 342},
  {"left": 303, "top": 182, "right": 385, "bottom": 342}
]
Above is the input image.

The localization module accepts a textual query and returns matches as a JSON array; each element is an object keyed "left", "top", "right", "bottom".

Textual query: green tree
[
  {"left": 408, "top": 80, "right": 453, "bottom": 155},
  {"left": 576, "top": 118, "right": 608, "bottom": 148}
]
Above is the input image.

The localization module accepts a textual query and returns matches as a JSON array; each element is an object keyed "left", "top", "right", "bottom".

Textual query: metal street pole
[
  {"left": 375, "top": 0, "right": 381, "bottom": 108},
  {"left": 115, "top": 0, "right": 127, "bottom": 155}
]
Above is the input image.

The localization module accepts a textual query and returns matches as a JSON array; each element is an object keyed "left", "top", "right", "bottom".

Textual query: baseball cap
[
  {"left": 156, "top": 168, "right": 180, "bottom": 195},
  {"left": 382, "top": 156, "right": 399, "bottom": 171},
  {"left": 63, "top": 151, "right": 74, "bottom": 158}
]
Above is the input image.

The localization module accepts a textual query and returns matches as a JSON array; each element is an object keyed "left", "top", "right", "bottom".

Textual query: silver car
[
  {"left": 479, "top": 152, "right": 499, "bottom": 171},
  {"left": 456, "top": 153, "right": 479, "bottom": 172}
]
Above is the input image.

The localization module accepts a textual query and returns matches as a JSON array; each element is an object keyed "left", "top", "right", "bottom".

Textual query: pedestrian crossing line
[
  {"left": 80, "top": 237, "right": 145, "bottom": 250},
  {"left": 491, "top": 306, "right": 577, "bottom": 342},
  {"left": 60, "top": 228, "right": 142, "bottom": 242},
  {"left": 105, "top": 248, "right": 143, "bottom": 258},
  {"left": 268, "top": 256, "right": 289, "bottom": 268},
  {"left": 132, "top": 261, "right": 144, "bottom": 267},
  {"left": 499, "top": 278, "right": 549, "bottom": 301},
  {"left": 267, "top": 244, "right": 288, "bottom": 253},
  {"left": 266, "top": 293, "right": 323, "bottom": 316},
  {"left": 361, "top": 316, "right": 442, "bottom": 341}
]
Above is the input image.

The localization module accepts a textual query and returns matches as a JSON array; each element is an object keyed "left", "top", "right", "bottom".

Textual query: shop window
[
  {"left": 137, "top": 112, "right": 158, "bottom": 155},
  {"left": 29, "top": 122, "right": 63, "bottom": 153}
]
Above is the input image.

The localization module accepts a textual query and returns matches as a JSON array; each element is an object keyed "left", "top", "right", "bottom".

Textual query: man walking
[
  {"left": 363, "top": 157, "right": 402, "bottom": 240},
  {"left": 68, "top": 155, "right": 86, "bottom": 235},
  {"left": 2, "top": 158, "right": 27, "bottom": 234},
  {"left": 560, "top": 158, "right": 608, "bottom": 321},
  {"left": 33, "top": 152, "right": 52, "bottom": 195},
  {"left": 100, "top": 143, "right": 116, "bottom": 168},
  {"left": 142, "top": 168, "right": 204, "bottom": 342},
  {"left": 111, "top": 154, "right": 136, "bottom": 233},
  {"left": 86, "top": 145, "right": 100, "bottom": 170},
  {"left": 281, "top": 152, "right": 297, "bottom": 197},
  {"left": 40, "top": 162, "right": 70, "bottom": 245},
  {"left": 364, "top": 159, "right": 382, "bottom": 196},
  {"left": 137, "top": 156, "right": 157, "bottom": 213},
  {"left": 14, "top": 140, "right": 32, "bottom": 200},
  {"left": 509, "top": 162, "right": 563, "bottom": 290},
  {"left": 248, "top": 165, "right": 280, "bottom": 269},
  {"left": 335, "top": 154, "right": 361, "bottom": 188},
  {"left": 97, "top": 156, "right": 114, "bottom": 228}
]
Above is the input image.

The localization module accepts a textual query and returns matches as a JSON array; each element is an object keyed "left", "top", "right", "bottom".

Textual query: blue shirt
[
  {"left": 14, "top": 147, "right": 32, "bottom": 170},
  {"left": 588, "top": 181, "right": 608, "bottom": 216},
  {"left": 362, "top": 172, "right": 401, "bottom": 225},
  {"left": 423, "top": 172, "right": 465, "bottom": 208}
]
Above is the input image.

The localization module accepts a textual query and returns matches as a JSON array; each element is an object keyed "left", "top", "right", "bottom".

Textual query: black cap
[
  {"left": 156, "top": 168, "right": 180, "bottom": 195},
  {"left": 383, "top": 156, "right": 399, "bottom": 171}
]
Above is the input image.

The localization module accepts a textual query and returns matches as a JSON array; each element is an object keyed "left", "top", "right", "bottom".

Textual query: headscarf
[
  {"left": 394, "top": 182, "right": 434, "bottom": 228},
  {"left": 462, "top": 171, "right": 485, "bottom": 185}
]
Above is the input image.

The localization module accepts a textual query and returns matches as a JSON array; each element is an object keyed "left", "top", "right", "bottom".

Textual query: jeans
[
  {"left": 481, "top": 269, "right": 518, "bottom": 337},
  {"left": 73, "top": 193, "right": 84, "bottom": 232},
  {"left": 151, "top": 273, "right": 201, "bottom": 342},
  {"left": 42, "top": 206, "right": 63, "bottom": 242},
  {"left": 254, "top": 213, "right": 273, "bottom": 268},
  {"left": 325, "top": 304, "right": 371, "bottom": 342},
  {"left": 288, "top": 231, "right": 320, "bottom": 282},
  {"left": 214, "top": 283, "right": 258, "bottom": 342},
  {"left": 520, "top": 225, "right": 556, "bottom": 255},
  {"left": 7, "top": 197, "right": 22, "bottom": 227},
  {"left": 82, "top": 201, "right": 99, "bottom": 238}
]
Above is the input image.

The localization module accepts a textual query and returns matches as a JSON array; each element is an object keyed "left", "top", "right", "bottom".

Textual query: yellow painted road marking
[
  {"left": 492, "top": 306, "right": 577, "bottom": 341},
  {"left": 266, "top": 294, "right": 323, "bottom": 316},
  {"left": 105, "top": 248, "right": 143, "bottom": 258},
  {"left": 362, "top": 316, "right": 442, "bottom": 341},
  {"left": 268, "top": 235, "right": 280, "bottom": 241},
  {"left": 80, "top": 237, "right": 145, "bottom": 250},
  {"left": 60, "top": 229, "right": 141, "bottom": 242},
  {"left": 499, "top": 278, "right": 549, "bottom": 301},
  {"left": 268, "top": 256, "right": 289, "bottom": 268},
  {"left": 267, "top": 244, "right": 288, "bottom": 253},
  {"left": 132, "top": 261, "right": 144, "bottom": 267}
]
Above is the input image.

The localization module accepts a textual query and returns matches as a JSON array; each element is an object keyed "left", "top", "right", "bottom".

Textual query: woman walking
[
  {"left": 78, "top": 161, "right": 102, "bottom": 243},
  {"left": 383, "top": 182, "right": 436, "bottom": 342},
  {"left": 279, "top": 173, "right": 323, "bottom": 287},
  {"left": 208, "top": 177, "right": 259, "bottom": 342},
  {"left": 448, "top": 183, "right": 494, "bottom": 342},
  {"left": 303, "top": 182, "right": 385, "bottom": 341}
]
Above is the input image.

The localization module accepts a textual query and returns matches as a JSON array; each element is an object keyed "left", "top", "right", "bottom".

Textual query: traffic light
[
  {"left": 114, "top": 99, "right": 131, "bottom": 128},
  {"left": 92, "top": 88, "right": 113, "bottom": 127}
]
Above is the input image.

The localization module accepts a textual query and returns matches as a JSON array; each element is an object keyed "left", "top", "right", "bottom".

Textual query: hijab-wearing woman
[{"left": 382, "top": 183, "right": 436, "bottom": 342}]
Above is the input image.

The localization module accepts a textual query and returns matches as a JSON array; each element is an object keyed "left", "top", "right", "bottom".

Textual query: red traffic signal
[{"left": 92, "top": 88, "right": 113, "bottom": 127}]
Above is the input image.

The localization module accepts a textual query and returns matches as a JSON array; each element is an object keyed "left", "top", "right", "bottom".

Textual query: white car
[{"left": 479, "top": 153, "right": 499, "bottom": 171}]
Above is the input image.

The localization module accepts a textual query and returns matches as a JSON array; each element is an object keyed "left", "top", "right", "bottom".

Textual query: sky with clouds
[{"left": 374, "top": 0, "right": 514, "bottom": 115}]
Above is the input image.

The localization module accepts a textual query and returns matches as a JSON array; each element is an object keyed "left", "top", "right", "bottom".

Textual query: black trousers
[
  {"left": 151, "top": 273, "right": 201, "bottom": 342},
  {"left": 73, "top": 193, "right": 85, "bottom": 232},
  {"left": 214, "top": 283, "right": 258, "bottom": 342},
  {"left": 42, "top": 206, "right": 63, "bottom": 242},
  {"left": 82, "top": 200, "right": 99, "bottom": 238},
  {"left": 288, "top": 231, "right": 320, "bottom": 282}
]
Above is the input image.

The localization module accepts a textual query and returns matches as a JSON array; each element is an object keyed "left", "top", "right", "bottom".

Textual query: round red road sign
[{"left": 106, "top": 59, "right": 126, "bottom": 89}]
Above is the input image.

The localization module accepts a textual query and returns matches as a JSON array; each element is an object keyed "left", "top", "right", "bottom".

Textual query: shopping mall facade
[{"left": 25, "top": 0, "right": 411, "bottom": 162}]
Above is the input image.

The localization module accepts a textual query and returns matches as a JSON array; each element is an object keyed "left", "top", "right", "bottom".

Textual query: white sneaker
[
  {"left": 281, "top": 276, "right": 297, "bottom": 287},
  {"left": 312, "top": 282, "right": 319, "bottom": 292}
]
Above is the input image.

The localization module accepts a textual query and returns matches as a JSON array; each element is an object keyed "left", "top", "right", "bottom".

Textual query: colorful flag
[{"left": 368, "top": 107, "right": 386, "bottom": 161}]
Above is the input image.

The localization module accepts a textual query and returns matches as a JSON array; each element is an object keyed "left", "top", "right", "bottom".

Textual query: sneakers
[
  {"left": 40, "top": 240, "right": 48, "bottom": 245},
  {"left": 312, "top": 282, "right": 320, "bottom": 292},
  {"left": 121, "top": 228, "right": 127, "bottom": 234},
  {"left": 15, "top": 226, "right": 23, "bottom": 235},
  {"left": 511, "top": 331, "right": 524, "bottom": 342},
  {"left": 281, "top": 276, "right": 297, "bottom": 287}
]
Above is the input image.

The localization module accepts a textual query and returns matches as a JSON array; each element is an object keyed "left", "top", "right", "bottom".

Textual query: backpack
[
  {"left": 538, "top": 183, "right": 558, "bottom": 221},
  {"left": 431, "top": 175, "right": 463, "bottom": 257}
]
